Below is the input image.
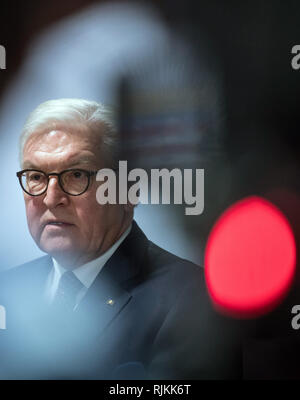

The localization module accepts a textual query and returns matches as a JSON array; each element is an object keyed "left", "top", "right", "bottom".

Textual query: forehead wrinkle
[
  {"left": 24, "top": 126, "right": 90, "bottom": 150},
  {"left": 26, "top": 129, "right": 101, "bottom": 152},
  {"left": 23, "top": 133, "right": 71, "bottom": 162},
  {"left": 26, "top": 123, "right": 89, "bottom": 142},
  {"left": 23, "top": 127, "right": 104, "bottom": 170}
]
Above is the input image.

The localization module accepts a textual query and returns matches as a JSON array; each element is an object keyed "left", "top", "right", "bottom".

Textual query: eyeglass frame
[{"left": 16, "top": 168, "right": 98, "bottom": 197}]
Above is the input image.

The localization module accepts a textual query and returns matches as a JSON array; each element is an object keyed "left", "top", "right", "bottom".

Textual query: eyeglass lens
[{"left": 20, "top": 170, "right": 90, "bottom": 195}]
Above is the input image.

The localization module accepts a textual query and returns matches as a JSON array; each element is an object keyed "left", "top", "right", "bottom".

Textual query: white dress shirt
[{"left": 45, "top": 224, "right": 132, "bottom": 307}]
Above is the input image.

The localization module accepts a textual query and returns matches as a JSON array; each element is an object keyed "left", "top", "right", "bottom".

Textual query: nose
[{"left": 43, "top": 176, "right": 69, "bottom": 209}]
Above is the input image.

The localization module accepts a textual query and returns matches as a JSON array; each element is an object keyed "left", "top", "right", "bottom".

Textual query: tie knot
[{"left": 53, "top": 271, "right": 84, "bottom": 311}]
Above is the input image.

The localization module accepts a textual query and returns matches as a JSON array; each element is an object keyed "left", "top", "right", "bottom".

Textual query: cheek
[
  {"left": 73, "top": 198, "right": 109, "bottom": 235},
  {"left": 76, "top": 202, "right": 106, "bottom": 228},
  {"left": 25, "top": 198, "right": 42, "bottom": 236}
]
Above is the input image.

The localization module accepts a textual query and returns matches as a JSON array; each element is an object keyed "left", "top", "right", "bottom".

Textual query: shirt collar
[{"left": 52, "top": 224, "right": 132, "bottom": 289}]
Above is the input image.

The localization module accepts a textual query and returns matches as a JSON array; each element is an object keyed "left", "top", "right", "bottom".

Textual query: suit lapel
[{"left": 74, "top": 221, "right": 149, "bottom": 334}]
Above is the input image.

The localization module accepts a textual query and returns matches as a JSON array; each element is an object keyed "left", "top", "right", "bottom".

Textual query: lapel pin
[{"left": 106, "top": 299, "right": 115, "bottom": 306}]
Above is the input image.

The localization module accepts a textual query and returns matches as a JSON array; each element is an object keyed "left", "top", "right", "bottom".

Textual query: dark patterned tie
[{"left": 52, "top": 271, "right": 84, "bottom": 311}]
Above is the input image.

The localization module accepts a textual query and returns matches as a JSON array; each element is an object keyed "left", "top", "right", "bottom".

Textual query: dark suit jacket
[{"left": 0, "top": 221, "right": 240, "bottom": 379}]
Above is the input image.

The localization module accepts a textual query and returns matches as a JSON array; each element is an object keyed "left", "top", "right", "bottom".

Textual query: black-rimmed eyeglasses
[{"left": 16, "top": 169, "right": 98, "bottom": 196}]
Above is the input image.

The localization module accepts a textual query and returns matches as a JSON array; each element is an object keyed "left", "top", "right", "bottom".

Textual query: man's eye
[
  {"left": 73, "top": 171, "right": 83, "bottom": 178},
  {"left": 30, "top": 174, "right": 42, "bottom": 181}
]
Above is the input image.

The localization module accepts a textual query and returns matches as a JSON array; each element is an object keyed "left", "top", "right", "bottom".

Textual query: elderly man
[{"left": 0, "top": 99, "right": 239, "bottom": 379}]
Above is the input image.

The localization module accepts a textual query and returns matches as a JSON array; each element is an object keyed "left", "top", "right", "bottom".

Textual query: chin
[{"left": 39, "top": 240, "right": 78, "bottom": 260}]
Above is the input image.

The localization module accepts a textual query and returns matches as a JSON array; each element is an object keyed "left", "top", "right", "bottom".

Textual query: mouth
[{"left": 44, "top": 220, "right": 74, "bottom": 228}]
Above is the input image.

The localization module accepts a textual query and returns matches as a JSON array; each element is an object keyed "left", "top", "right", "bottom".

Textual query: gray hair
[{"left": 19, "top": 98, "right": 118, "bottom": 167}]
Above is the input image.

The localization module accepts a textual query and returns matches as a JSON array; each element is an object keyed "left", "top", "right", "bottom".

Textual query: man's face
[{"left": 22, "top": 124, "right": 130, "bottom": 268}]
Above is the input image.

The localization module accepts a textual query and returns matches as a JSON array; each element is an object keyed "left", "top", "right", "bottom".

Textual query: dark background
[{"left": 1, "top": 0, "right": 299, "bottom": 191}]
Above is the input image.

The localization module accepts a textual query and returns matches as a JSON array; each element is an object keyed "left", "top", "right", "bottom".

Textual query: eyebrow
[{"left": 67, "top": 158, "right": 96, "bottom": 168}]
